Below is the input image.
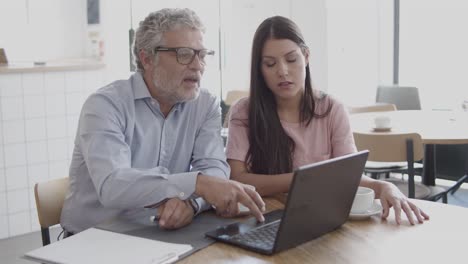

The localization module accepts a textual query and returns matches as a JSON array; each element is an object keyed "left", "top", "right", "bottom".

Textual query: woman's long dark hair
[{"left": 246, "top": 16, "right": 331, "bottom": 174}]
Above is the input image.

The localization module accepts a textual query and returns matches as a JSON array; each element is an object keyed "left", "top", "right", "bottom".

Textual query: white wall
[
  {"left": 0, "top": 0, "right": 87, "bottom": 62},
  {"left": 0, "top": 0, "right": 358, "bottom": 103},
  {"left": 219, "top": 0, "right": 292, "bottom": 98},
  {"left": 0, "top": 0, "right": 95, "bottom": 239},
  {"left": 325, "top": 0, "right": 382, "bottom": 106},
  {"left": 291, "top": 0, "right": 328, "bottom": 93},
  {"left": 0, "top": 69, "right": 105, "bottom": 239},
  {"left": 99, "top": 0, "right": 133, "bottom": 83},
  {"left": 400, "top": 0, "right": 468, "bottom": 110}
]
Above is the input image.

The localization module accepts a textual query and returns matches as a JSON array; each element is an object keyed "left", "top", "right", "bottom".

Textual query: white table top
[{"left": 350, "top": 110, "right": 468, "bottom": 145}]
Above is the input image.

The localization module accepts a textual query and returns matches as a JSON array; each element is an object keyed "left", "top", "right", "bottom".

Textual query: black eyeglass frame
[{"left": 153, "top": 47, "right": 215, "bottom": 65}]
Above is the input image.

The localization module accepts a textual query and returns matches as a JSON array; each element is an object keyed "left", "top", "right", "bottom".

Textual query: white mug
[
  {"left": 374, "top": 115, "right": 391, "bottom": 129},
  {"left": 351, "top": 187, "right": 375, "bottom": 214}
]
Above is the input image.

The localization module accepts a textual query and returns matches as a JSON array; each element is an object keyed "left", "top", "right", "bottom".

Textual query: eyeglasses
[{"left": 154, "top": 47, "right": 215, "bottom": 65}]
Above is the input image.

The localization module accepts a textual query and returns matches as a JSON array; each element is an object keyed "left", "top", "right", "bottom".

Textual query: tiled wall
[{"left": 0, "top": 70, "right": 105, "bottom": 239}]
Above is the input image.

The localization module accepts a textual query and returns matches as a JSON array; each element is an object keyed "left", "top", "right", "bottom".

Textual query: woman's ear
[{"left": 303, "top": 47, "right": 310, "bottom": 65}]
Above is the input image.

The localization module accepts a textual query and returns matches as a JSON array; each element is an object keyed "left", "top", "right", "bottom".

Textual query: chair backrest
[
  {"left": 34, "top": 177, "right": 69, "bottom": 229},
  {"left": 223, "top": 107, "right": 231, "bottom": 128},
  {"left": 0, "top": 48, "right": 8, "bottom": 64},
  {"left": 353, "top": 132, "right": 424, "bottom": 162},
  {"left": 224, "top": 90, "right": 249, "bottom": 106},
  {"left": 376, "top": 86, "right": 421, "bottom": 110},
  {"left": 348, "top": 103, "right": 397, "bottom": 114}
]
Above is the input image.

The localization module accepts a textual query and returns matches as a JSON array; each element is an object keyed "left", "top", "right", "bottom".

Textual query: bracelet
[{"left": 188, "top": 199, "right": 200, "bottom": 216}]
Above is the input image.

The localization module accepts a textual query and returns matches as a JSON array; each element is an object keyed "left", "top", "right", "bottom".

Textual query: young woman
[{"left": 226, "top": 16, "right": 429, "bottom": 225}]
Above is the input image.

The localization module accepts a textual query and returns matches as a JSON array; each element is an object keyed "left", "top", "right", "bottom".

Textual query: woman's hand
[{"left": 378, "top": 181, "right": 430, "bottom": 225}]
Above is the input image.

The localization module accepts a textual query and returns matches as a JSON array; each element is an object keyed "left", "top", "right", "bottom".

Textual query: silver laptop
[{"left": 206, "top": 150, "right": 369, "bottom": 255}]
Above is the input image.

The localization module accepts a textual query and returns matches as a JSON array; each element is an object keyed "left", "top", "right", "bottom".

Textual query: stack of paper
[{"left": 25, "top": 228, "right": 193, "bottom": 264}]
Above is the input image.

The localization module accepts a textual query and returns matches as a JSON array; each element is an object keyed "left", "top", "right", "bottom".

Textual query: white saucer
[
  {"left": 372, "top": 127, "right": 391, "bottom": 132},
  {"left": 349, "top": 201, "right": 382, "bottom": 220}
]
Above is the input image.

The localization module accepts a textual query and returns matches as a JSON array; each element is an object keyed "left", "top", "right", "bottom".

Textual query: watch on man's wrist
[{"left": 188, "top": 198, "right": 200, "bottom": 216}]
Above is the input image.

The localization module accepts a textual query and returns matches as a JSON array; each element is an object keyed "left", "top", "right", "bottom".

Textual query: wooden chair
[
  {"left": 348, "top": 103, "right": 397, "bottom": 114},
  {"left": 34, "top": 177, "right": 69, "bottom": 245},
  {"left": 353, "top": 132, "right": 449, "bottom": 202},
  {"left": 222, "top": 90, "right": 249, "bottom": 128},
  {"left": 349, "top": 103, "right": 404, "bottom": 178},
  {"left": 224, "top": 90, "right": 249, "bottom": 106},
  {"left": 222, "top": 107, "right": 231, "bottom": 128}
]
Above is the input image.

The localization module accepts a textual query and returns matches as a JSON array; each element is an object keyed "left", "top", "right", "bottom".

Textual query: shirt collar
[{"left": 132, "top": 72, "right": 152, "bottom": 100}]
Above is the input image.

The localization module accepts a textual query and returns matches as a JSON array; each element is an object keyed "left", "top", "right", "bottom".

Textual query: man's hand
[
  {"left": 195, "top": 174, "right": 266, "bottom": 222},
  {"left": 156, "top": 198, "right": 194, "bottom": 229}
]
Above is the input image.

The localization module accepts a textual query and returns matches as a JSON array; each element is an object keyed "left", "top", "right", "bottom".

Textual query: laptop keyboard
[{"left": 230, "top": 221, "right": 280, "bottom": 250}]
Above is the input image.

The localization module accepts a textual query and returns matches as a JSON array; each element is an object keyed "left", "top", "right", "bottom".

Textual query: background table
[
  {"left": 350, "top": 110, "right": 468, "bottom": 185},
  {"left": 350, "top": 110, "right": 468, "bottom": 144}
]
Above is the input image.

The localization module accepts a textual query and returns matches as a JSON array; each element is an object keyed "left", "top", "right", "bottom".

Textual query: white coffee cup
[
  {"left": 462, "top": 100, "right": 468, "bottom": 112},
  {"left": 350, "top": 187, "right": 375, "bottom": 214},
  {"left": 374, "top": 115, "right": 391, "bottom": 129}
]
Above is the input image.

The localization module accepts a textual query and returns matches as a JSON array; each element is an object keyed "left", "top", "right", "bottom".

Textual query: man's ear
[{"left": 139, "top": 49, "right": 153, "bottom": 71}]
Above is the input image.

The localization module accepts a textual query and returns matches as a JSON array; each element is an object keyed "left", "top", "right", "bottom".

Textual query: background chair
[
  {"left": 353, "top": 132, "right": 449, "bottom": 202},
  {"left": 348, "top": 103, "right": 397, "bottom": 114},
  {"left": 376, "top": 85, "right": 421, "bottom": 110},
  {"left": 224, "top": 90, "right": 249, "bottom": 106},
  {"left": 222, "top": 90, "right": 249, "bottom": 128},
  {"left": 349, "top": 103, "right": 406, "bottom": 178},
  {"left": 34, "top": 177, "right": 69, "bottom": 246},
  {"left": 0, "top": 48, "right": 8, "bottom": 64}
]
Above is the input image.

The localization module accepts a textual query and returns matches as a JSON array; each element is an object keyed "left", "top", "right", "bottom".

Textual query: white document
[{"left": 25, "top": 228, "right": 193, "bottom": 264}]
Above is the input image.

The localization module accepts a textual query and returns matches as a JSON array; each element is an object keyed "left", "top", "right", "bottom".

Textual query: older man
[{"left": 61, "top": 8, "right": 265, "bottom": 234}]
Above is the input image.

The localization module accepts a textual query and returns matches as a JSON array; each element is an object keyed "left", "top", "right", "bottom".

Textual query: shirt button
[
  {"left": 179, "top": 192, "right": 185, "bottom": 198},
  {"left": 151, "top": 100, "right": 156, "bottom": 105}
]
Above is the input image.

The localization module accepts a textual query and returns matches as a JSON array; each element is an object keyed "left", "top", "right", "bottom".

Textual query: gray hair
[{"left": 132, "top": 8, "right": 205, "bottom": 72}]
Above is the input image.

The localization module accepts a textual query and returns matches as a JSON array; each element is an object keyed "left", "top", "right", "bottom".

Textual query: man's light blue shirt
[{"left": 61, "top": 72, "right": 229, "bottom": 233}]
